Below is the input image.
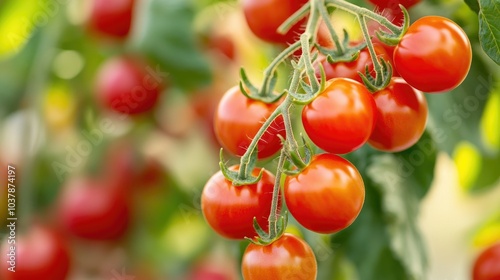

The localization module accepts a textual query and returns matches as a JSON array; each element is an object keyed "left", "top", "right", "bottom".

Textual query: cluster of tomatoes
[{"left": 201, "top": 0, "right": 473, "bottom": 279}]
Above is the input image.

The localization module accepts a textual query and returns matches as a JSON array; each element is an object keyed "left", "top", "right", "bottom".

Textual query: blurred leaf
[
  {"left": 464, "top": 0, "right": 480, "bottom": 13},
  {"left": 135, "top": 0, "right": 212, "bottom": 90},
  {"left": 0, "top": 0, "right": 46, "bottom": 58},
  {"left": 335, "top": 133, "right": 437, "bottom": 279},
  {"left": 426, "top": 52, "right": 493, "bottom": 155},
  {"left": 478, "top": 0, "right": 500, "bottom": 65}
]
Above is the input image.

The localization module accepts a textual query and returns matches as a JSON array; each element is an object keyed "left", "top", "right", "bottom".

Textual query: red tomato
[
  {"left": 0, "top": 226, "right": 71, "bottom": 280},
  {"left": 241, "top": 233, "right": 317, "bottom": 280},
  {"left": 473, "top": 243, "right": 500, "bottom": 280},
  {"left": 368, "top": 78, "right": 428, "bottom": 152},
  {"left": 88, "top": 0, "right": 135, "bottom": 39},
  {"left": 241, "top": 0, "right": 308, "bottom": 44},
  {"left": 214, "top": 86, "right": 285, "bottom": 159},
  {"left": 201, "top": 166, "right": 278, "bottom": 239},
  {"left": 284, "top": 153, "right": 365, "bottom": 234},
  {"left": 58, "top": 177, "right": 131, "bottom": 240},
  {"left": 95, "top": 56, "right": 164, "bottom": 115},
  {"left": 302, "top": 78, "right": 376, "bottom": 154},
  {"left": 368, "top": 0, "right": 420, "bottom": 26},
  {"left": 317, "top": 43, "right": 390, "bottom": 84},
  {"left": 393, "top": 16, "right": 472, "bottom": 93}
]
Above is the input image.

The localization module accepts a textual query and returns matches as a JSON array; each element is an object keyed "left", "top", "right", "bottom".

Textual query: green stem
[
  {"left": 267, "top": 149, "right": 286, "bottom": 237},
  {"left": 326, "top": 0, "right": 401, "bottom": 34},
  {"left": 237, "top": 105, "right": 283, "bottom": 179},
  {"left": 358, "top": 15, "right": 383, "bottom": 83},
  {"left": 317, "top": 2, "right": 344, "bottom": 52}
]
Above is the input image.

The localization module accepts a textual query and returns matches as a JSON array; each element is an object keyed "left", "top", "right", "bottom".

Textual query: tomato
[
  {"left": 88, "top": 0, "right": 135, "bottom": 39},
  {"left": 241, "top": 0, "right": 308, "bottom": 44},
  {"left": 473, "top": 242, "right": 500, "bottom": 280},
  {"left": 214, "top": 86, "right": 285, "bottom": 159},
  {"left": 317, "top": 43, "right": 390, "bottom": 84},
  {"left": 393, "top": 16, "right": 472, "bottom": 93},
  {"left": 95, "top": 56, "right": 164, "bottom": 115},
  {"left": 0, "top": 226, "right": 71, "bottom": 280},
  {"left": 368, "top": 78, "right": 428, "bottom": 152},
  {"left": 241, "top": 233, "right": 317, "bottom": 280},
  {"left": 284, "top": 153, "right": 365, "bottom": 234},
  {"left": 58, "top": 177, "right": 131, "bottom": 240},
  {"left": 302, "top": 78, "right": 376, "bottom": 154},
  {"left": 368, "top": 0, "right": 420, "bottom": 25},
  {"left": 201, "top": 166, "right": 278, "bottom": 239}
]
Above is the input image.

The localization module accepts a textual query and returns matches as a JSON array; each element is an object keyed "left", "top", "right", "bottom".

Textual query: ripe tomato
[
  {"left": 368, "top": 78, "right": 428, "bottom": 152},
  {"left": 88, "top": 0, "right": 135, "bottom": 39},
  {"left": 95, "top": 56, "right": 164, "bottom": 115},
  {"left": 302, "top": 78, "right": 376, "bottom": 154},
  {"left": 241, "top": 233, "right": 317, "bottom": 280},
  {"left": 317, "top": 43, "right": 390, "bottom": 84},
  {"left": 368, "top": 0, "right": 420, "bottom": 25},
  {"left": 241, "top": 0, "right": 308, "bottom": 44},
  {"left": 284, "top": 153, "right": 365, "bottom": 234},
  {"left": 0, "top": 226, "right": 71, "bottom": 280},
  {"left": 473, "top": 242, "right": 500, "bottom": 280},
  {"left": 58, "top": 177, "right": 131, "bottom": 240},
  {"left": 214, "top": 86, "right": 285, "bottom": 159},
  {"left": 201, "top": 166, "right": 278, "bottom": 239},
  {"left": 393, "top": 16, "right": 472, "bottom": 93}
]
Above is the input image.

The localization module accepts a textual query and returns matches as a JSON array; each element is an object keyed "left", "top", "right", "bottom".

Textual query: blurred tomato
[
  {"left": 0, "top": 225, "right": 71, "bottom": 280},
  {"left": 58, "top": 177, "right": 131, "bottom": 240},
  {"left": 88, "top": 0, "right": 136, "bottom": 39}
]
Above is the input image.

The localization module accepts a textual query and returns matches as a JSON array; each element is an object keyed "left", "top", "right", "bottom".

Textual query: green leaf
[
  {"left": 335, "top": 133, "right": 437, "bottom": 279},
  {"left": 464, "top": 0, "right": 480, "bottom": 14},
  {"left": 134, "top": 0, "right": 212, "bottom": 90},
  {"left": 478, "top": 0, "right": 500, "bottom": 65}
]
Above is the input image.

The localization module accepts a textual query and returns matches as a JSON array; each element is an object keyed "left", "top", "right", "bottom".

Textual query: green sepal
[
  {"left": 239, "top": 68, "right": 284, "bottom": 103},
  {"left": 375, "top": 5, "right": 410, "bottom": 46},
  {"left": 218, "top": 149, "right": 263, "bottom": 186},
  {"left": 245, "top": 213, "right": 289, "bottom": 246},
  {"left": 317, "top": 32, "right": 366, "bottom": 63},
  {"left": 358, "top": 58, "right": 393, "bottom": 92}
]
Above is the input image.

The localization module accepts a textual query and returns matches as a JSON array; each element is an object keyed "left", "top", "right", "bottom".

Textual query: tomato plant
[
  {"left": 201, "top": 166, "right": 278, "bottom": 239},
  {"left": 284, "top": 153, "right": 365, "bottom": 234},
  {"left": 0, "top": 226, "right": 71, "bottom": 280},
  {"left": 214, "top": 86, "right": 285, "bottom": 159},
  {"left": 241, "top": 0, "right": 308, "bottom": 44},
  {"left": 302, "top": 78, "right": 376, "bottom": 154},
  {"left": 368, "top": 77, "right": 428, "bottom": 152},
  {"left": 95, "top": 56, "right": 164, "bottom": 115},
  {"left": 472, "top": 243, "right": 500, "bottom": 280},
  {"left": 241, "top": 233, "right": 317, "bottom": 280},
  {"left": 88, "top": 0, "right": 136, "bottom": 39},
  {"left": 393, "top": 16, "right": 472, "bottom": 93},
  {"left": 58, "top": 177, "right": 131, "bottom": 240}
]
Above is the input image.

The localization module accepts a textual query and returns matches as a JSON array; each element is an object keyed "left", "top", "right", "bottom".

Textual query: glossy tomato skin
[
  {"left": 58, "top": 177, "right": 131, "bottom": 240},
  {"left": 242, "top": 0, "right": 308, "bottom": 44},
  {"left": 242, "top": 233, "right": 317, "bottom": 280},
  {"left": 368, "top": 78, "right": 428, "bottom": 152},
  {"left": 302, "top": 78, "right": 377, "bottom": 154},
  {"left": 317, "top": 43, "right": 390, "bottom": 84},
  {"left": 473, "top": 243, "right": 500, "bottom": 280},
  {"left": 284, "top": 154, "right": 365, "bottom": 234},
  {"left": 0, "top": 226, "right": 71, "bottom": 280},
  {"left": 393, "top": 16, "right": 472, "bottom": 93},
  {"left": 214, "top": 86, "right": 285, "bottom": 159},
  {"left": 201, "top": 166, "right": 278, "bottom": 239},
  {"left": 95, "top": 56, "right": 163, "bottom": 115},
  {"left": 88, "top": 0, "right": 135, "bottom": 39}
]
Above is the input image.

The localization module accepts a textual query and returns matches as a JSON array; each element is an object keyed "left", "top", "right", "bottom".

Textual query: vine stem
[
  {"left": 357, "top": 15, "right": 383, "bottom": 83},
  {"left": 326, "top": 0, "right": 401, "bottom": 34},
  {"left": 267, "top": 149, "right": 287, "bottom": 237}
]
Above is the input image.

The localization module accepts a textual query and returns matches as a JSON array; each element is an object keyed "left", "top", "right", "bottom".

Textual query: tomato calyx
[
  {"left": 374, "top": 5, "right": 410, "bottom": 46},
  {"left": 247, "top": 212, "right": 289, "bottom": 246},
  {"left": 219, "top": 149, "right": 263, "bottom": 186}
]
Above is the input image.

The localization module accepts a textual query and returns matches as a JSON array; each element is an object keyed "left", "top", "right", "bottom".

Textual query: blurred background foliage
[{"left": 0, "top": 0, "right": 499, "bottom": 279}]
